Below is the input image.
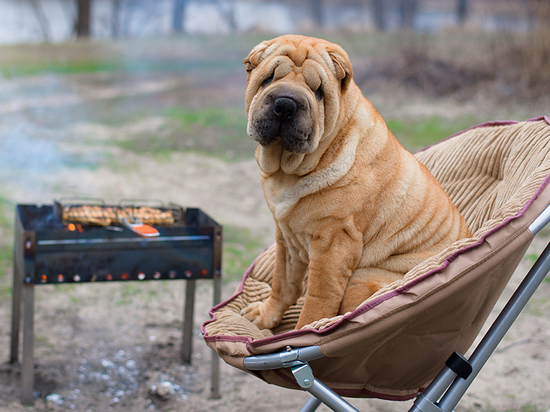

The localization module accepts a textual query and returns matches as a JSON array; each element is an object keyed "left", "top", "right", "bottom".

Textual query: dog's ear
[
  {"left": 243, "top": 42, "right": 271, "bottom": 73},
  {"left": 328, "top": 49, "right": 353, "bottom": 91}
]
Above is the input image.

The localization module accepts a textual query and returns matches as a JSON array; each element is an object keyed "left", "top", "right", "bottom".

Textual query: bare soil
[{"left": 1, "top": 39, "right": 550, "bottom": 412}]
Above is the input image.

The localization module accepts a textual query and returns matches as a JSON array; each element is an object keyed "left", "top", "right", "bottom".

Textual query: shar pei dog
[{"left": 241, "top": 35, "right": 471, "bottom": 330}]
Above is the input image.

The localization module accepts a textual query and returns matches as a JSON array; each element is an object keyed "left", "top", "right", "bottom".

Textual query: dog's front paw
[{"left": 241, "top": 301, "right": 282, "bottom": 330}]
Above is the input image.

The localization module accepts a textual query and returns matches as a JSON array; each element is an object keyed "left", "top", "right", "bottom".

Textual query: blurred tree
[
  {"left": 398, "top": 0, "right": 418, "bottom": 30},
  {"left": 112, "top": 0, "right": 122, "bottom": 37},
  {"left": 28, "top": 0, "right": 51, "bottom": 41},
  {"left": 172, "top": 0, "right": 189, "bottom": 33},
  {"left": 457, "top": 0, "right": 468, "bottom": 24},
  {"left": 212, "top": 0, "right": 238, "bottom": 32},
  {"left": 309, "top": 0, "right": 325, "bottom": 28},
  {"left": 281, "top": 0, "right": 325, "bottom": 29},
  {"left": 172, "top": 0, "right": 236, "bottom": 34},
  {"left": 525, "top": 0, "right": 547, "bottom": 28},
  {"left": 371, "top": 0, "right": 386, "bottom": 31},
  {"left": 76, "top": 0, "right": 91, "bottom": 37}
]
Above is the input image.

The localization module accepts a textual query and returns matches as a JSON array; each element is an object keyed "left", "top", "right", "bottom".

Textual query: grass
[
  {"left": 222, "top": 225, "right": 267, "bottom": 283},
  {"left": 525, "top": 297, "right": 550, "bottom": 316},
  {"left": 113, "top": 110, "right": 479, "bottom": 161},
  {"left": 0, "top": 59, "right": 245, "bottom": 78},
  {"left": 523, "top": 253, "right": 550, "bottom": 283},
  {"left": 165, "top": 107, "right": 253, "bottom": 160},
  {"left": 386, "top": 115, "right": 479, "bottom": 152},
  {"left": 525, "top": 253, "right": 539, "bottom": 265},
  {"left": 116, "top": 106, "right": 255, "bottom": 161},
  {"left": 0, "top": 34, "right": 492, "bottom": 162},
  {"left": 116, "top": 283, "right": 144, "bottom": 306},
  {"left": 165, "top": 107, "right": 246, "bottom": 131},
  {"left": 0, "top": 36, "right": 250, "bottom": 79},
  {"left": 0, "top": 195, "right": 14, "bottom": 299},
  {"left": 0, "top": 32, "right": 492, "bottom": 78},
  {"left": 0, "top": 60, "right": 121, "bottom": 78}
]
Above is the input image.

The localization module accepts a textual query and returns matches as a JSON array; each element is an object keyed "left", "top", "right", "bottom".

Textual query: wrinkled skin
[{"left": 241, "top": 35, "right": 471, "bottom": 330}]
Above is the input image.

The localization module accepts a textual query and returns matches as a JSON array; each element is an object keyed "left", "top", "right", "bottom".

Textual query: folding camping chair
[{"left": 202, "top": 117, "right": 550, "bottom": 412}]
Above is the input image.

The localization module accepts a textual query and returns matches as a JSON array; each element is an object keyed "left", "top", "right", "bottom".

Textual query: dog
[{"left": 241, "top": 35, "right": 471, "bottom": 330}]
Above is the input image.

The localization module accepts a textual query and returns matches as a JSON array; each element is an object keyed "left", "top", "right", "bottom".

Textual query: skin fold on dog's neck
[{"left": 257, "top": 85, "right": 366, "bottom": 220}]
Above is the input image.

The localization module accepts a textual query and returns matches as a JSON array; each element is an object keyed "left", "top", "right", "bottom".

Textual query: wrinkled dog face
[{"left": 244, "top": 36, "right": 352, "bottom": 154}]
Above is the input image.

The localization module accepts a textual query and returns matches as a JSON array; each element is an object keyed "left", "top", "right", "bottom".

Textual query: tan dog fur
[{"left": 241, "top": 35, "right": 471, "bottom": 330}]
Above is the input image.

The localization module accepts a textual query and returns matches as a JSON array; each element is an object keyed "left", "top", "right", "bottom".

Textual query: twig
[{"left": 494, "top": 338, "right": 544, "bottom": 354}]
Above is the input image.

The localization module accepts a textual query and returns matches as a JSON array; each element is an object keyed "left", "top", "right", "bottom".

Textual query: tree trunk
[
  {"left": 111, "top": 0, "right": 121, "bottom": 38},
  {"left": 172, "top": 0, "right": 189, "bottom": 33},
  {"left": 399, "top": 0, "right": 418, "bottom": 31},
  {"left": 213, "top": 0, "right": 238, "bottom": 33},
  {"left": 76, "top": 0, "right": 91, "bottom": 38},
  {"left": 457, "top": 0, "right": 468, "bottom": 25},
  {"left": 29, "top": 0, "right": 51, "bottom": 41},
  {"left": 371, "top": 0, "right": 386, "bottom": 31},
  {"left": 309, "top": 0, "right": 324, "bottom": 28}
]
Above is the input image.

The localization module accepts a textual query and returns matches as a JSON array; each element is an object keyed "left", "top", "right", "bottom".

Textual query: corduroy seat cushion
[{"left": 202, "top": 117, "right": 550, "bottom": 400}]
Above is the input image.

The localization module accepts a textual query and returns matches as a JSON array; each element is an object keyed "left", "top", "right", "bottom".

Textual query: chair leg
[
  {"left": 299, "top": 397, "right": 322, "bottom": 412},
  {"left": 292, "top": 363, "right": 360, "bottom": 412},
  {"left": 410, "top": 239, "right": 550, "bottom": 412}
]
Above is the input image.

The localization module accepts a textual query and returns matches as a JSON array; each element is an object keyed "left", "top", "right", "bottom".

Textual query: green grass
[
  {"left": 0, "top": 195, "right": 14, "bottom": 298},
  {"left": 166, "top": 107, "right": 247, "bottom": 131},
  {"left": 116, "top": 106, "right": 255, "bottom": 161},
  {"left": 524, "top": 253, "right": 550, "bottom": 283},
  {"left": 222, "top": 225, "right": 267, "bottom": 283},
  {"left": 115, "top": 111, "right": 479, "bottom": 161},
  {"left": 166, "top": 107, "right": 253, "bottom": 160},
  {"left": 386, "top": 115, "right": 479, "bottom": 152},
  {"left": 524, "top": 253, "right": 539, "bottom": 265},
  {"left": 525, "top": 297, "right": 550, "bottom": 316},
  {"left": 0, "top": 60, "right": 120, "bottom": 78},
  {"left": 0, "top": 35, "right": 487, "bottom": 163},
  {"left": 0, "top": 36, "right": 248, "bottom": 79},
  {"left": 0, "top": 194, "right": 13, "bottom": 228},
  {"left": 0, "top": 32, "right": 500, "bottom": 79}
]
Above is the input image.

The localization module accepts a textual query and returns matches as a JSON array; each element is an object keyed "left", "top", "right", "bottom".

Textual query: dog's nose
[{"left": 273, "top": 97, "right": 297, "bottom": 121}]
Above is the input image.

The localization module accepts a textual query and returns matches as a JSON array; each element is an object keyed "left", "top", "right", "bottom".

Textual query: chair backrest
[
  {"left": 416, "top": 117, "right": 550, "bottom": 234},
  {"left": 202, "top": 117, "right": 550, "bottom": 400}
]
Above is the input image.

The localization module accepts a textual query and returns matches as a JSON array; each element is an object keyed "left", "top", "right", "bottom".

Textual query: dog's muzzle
[{"left": 248, "top": 89, "right": 316, "bottom": 154}]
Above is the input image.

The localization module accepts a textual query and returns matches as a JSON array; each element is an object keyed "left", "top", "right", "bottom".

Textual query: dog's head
[{"left": 243, "top": 35, "right": 354, "bottom": 156}]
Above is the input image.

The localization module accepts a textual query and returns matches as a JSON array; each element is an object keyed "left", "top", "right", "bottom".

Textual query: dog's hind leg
[{"left": 339, "top": 267, "right": 404, "bottom": 315}]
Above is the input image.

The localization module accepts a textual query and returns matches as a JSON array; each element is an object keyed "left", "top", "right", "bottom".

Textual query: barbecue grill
[{"left": 10, "top": 200, "right": 222, "bottom": 404}]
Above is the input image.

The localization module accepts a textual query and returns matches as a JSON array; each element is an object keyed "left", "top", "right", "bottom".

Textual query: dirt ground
[{"left": 1, "top": 39, "right": 550, "bottom": 412}]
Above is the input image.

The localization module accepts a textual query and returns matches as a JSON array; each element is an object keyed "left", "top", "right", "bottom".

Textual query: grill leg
[
  {"left": 182, "top": 279, "right": 195, "bottom": 364},
  {"left": 21, "top": 282, "right": 35, "bottom": 405},
  {"left": 182, "top": 277, "right": 222, "bottom": 399},
  {"left": 210, "top": 275, "right": 222, "bottom": 399},
  {"left": 10, "top": 260, "right": 22, "bottom": 364}
]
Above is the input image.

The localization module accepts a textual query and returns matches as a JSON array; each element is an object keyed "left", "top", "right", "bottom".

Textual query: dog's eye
[
  {"left": 261, "top": 74, "right": 274, "bottom": 88},
  {"left": 315, "top": 87, "right": 324, "bottom": 101}
]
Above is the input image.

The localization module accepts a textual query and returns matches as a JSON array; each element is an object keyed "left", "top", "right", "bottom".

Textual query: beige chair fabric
[{"left": 202, "top": 117, "right": 550, "bottom": 400}]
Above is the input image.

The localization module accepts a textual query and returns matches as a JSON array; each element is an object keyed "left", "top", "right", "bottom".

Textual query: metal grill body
[
  {"left": 11, "top": 203, "right": 222, "bottom": 404},
  {"left": 15, "top": 205, "right": 221, "bottom": 284}
]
